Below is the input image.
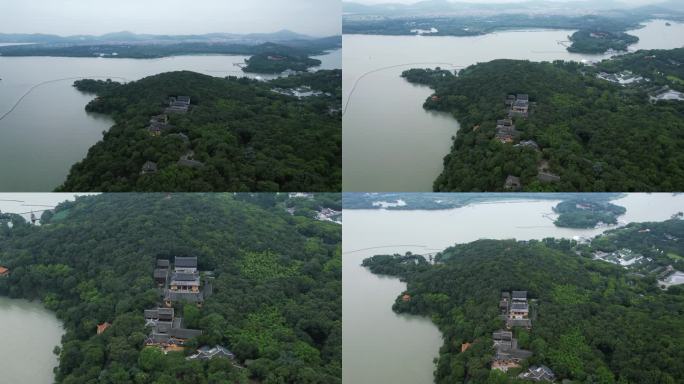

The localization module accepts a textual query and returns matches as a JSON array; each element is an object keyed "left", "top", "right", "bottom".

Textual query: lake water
[
  {"left": 0, "top": 49, "right": 341, "bottom": 191},
  {"left": 0, "top": 193, "right": 89, "bottom": 383},
  {"left": 342, "top": 20, "right": 684, "bottom": 191},
  {"left": 342, "top": 193, "right": 684, "bottom": 384},
  {"left": 0, "top": 297, "right": 64, "bottom": 384}
]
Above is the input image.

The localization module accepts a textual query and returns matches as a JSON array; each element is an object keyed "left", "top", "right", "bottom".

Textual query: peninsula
[
  {"left": 402, "top": 48, "right": 684, "bottom": 192},
  {"left": 57, "top": 70, "right": 341, "bottom": 192},
  {"left": 362, "top": 216, "right": 684, "bottom": 383}
]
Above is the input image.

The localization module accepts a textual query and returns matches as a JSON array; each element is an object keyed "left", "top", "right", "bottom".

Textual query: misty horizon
[
  {"left": 0, "top": 29, "right": 339, "bottom": 39},
  {"left": 348, "top": 0, "right": 673, "bottom": 6},
  {"left": 0, "top": 0, "right": 340, "bottom": 37}
]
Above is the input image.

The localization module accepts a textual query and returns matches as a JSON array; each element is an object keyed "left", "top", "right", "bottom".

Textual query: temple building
[
  {"left": 163, "top": 256, "right": 206, "bottom": 307},
  {"left": 144, "top": 307, "right": 202, "bottom": 352},
  {"left": 154, "top": 259, "right": 170, "bottom": 287},
  {"left": 187, "top": 345, "right": 235, "bottom": 361}
]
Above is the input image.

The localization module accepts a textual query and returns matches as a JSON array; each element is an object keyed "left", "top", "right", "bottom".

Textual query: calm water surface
[
  {"left": 0, "top": 194, "right": 83, "bottom": 383},
  {"left": 0, "top": 49, "right": 340, "bottom": 191},
  {"left": 0, "top": 297, "right": 64, "bottom": 384},
  {"left": 343, "top": 193, "right": 684, "bottom": 384},
  {"left": 343, "top": 20, "right": 684, "bottom": 191}
]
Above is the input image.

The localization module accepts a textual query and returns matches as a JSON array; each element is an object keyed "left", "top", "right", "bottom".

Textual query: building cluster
[
  {"left": 155, "top": 257, "right": 210, "bottom": 307},
  {"left": 165, "top": 96, "right": 191, "bottom": 114},
  {"left": 491, "top": 330, "right": 532, "bottom": 371},
  {"left": 495, "top": 118, "right": 519, "bottom": 144},
  {"left": 271, "top": 86, "right": 329, "bottom": 99},
  {"left": 187, "top": 345, "right": 235, "bottom": 361},
  {"left": 519, "top": 365, "right": 556, "bottom": 381},
  {"left": 141, "top": 161, "right": 158, "bottom": 175},
  {"left": 502, "top": 291, "right": 532, "bottom": 329},
  {"left": 495, "top": 94, "right": 532, "bottom": 144},
  {"left": 489, "top": 291, "right": 555, "bottom": 381},
  {"left": 148, "top": 114, "right": 173, "bottom": 137},
  {"left": 143, "top": 256, "right": 226, "bottom": 357},
  {"left": 504, "top": 175, "right": 522, "bottom": 191},
  {"left": 177, "top": 150, "right": 204, "bottom": 169},
  {"left": 140, "top": 95, "right": 197, "bottom": 175},
  {"left": 143, "top": 307, "right": 202, "bottom": 352},
  {"left": 491, "top": 291, "right": 533, "bottom": 372},
  {"left": 506, "top": 94, "right": 530, "bottom": 118}
]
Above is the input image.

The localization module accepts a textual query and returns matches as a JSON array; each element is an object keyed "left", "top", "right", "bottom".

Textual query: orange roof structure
[
  {"left": 164, "top": 344, "right": 185, "bottom": 353},
  {"left": 0, "top": 266, "right": 9, "bottom": 276},
  {"left": 461, "top": 342, "right": 472, "bottom": 352},
  {"left": 97, "top": 322, "right": 111, "bottom": 335}
]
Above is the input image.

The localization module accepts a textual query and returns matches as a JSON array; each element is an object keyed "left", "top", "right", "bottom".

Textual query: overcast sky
[
  {"left": 0, "top": 0, "right": 340, "bottom": 37},
  {"left": 353, "top": 0, "right": 666, "bottom": 5}
]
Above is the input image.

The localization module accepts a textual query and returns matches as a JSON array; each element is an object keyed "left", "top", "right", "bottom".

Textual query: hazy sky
[
  {"left": 0, "top": 0, "right": 340, "bottom": 37},
  {"left": 353, "top": 0, "right": 666, "bottom": 5}
]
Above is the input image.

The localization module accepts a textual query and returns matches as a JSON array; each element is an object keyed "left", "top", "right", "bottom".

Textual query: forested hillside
[
  {"left": 363, "top": 223, "right": 684, "bottom": 383},
  {"left": 57, "top": 70, "right": 341, "bottom": 192},
  {"left": 0, "top": 193, "right": 342, "bottom": 384},
  {"left": 403, "top": 52, "right": 684, "bottom": 192}
]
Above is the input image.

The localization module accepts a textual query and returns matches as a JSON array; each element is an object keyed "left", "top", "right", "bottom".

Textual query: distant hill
[
  {"left": 343, "top": 0, "right": 684, "bottom": 17},
  {"left": 0, "top": 30, "right": 336, "bottom": 46}
]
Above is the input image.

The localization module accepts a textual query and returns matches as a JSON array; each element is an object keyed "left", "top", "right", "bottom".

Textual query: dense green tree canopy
[
  {"left": 58, "top": 70, "right": 341, "bottom": 192},
  {"left": 0, "top": 39, "right": 340, "bottom": 63},
  {"left": 363, "top": 219, "right": 684, "bottom": 383},
  {"left": 402, "top": 50, "right": 684, "bottom": 192},
  {"left": 0, "top": 193, "right": 341, "bottom": 384}
]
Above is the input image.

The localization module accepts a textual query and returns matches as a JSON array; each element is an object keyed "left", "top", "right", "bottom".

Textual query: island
[
  {"left": 58, "top": 70, "right": 341, "bottom": 192},
  {"left": 0, "top": 32, "right": 341, "bottom": 74},
  {"left": 401, "top": 48, "right": 684, "bottom": 192},
  {"left": 341, "top": 7, "right": 684, "bottom": 54},
  {"left": 552, "top": 198, "right": 627, "bottom": 228},
  {"left": 242, "top": 53, "right": 321, "bottom": 74},
  {"left": 566, "top": 30, "right": 639, "bottom": 54},
  {"left": 362, "top": 216, "right": 684, "bottom": 383},
  {"left": 341, "top": 192, "right": 624, "bottom": 211},
  {"left": 0, "top": 193, "right": 342, "bottom": 383}
]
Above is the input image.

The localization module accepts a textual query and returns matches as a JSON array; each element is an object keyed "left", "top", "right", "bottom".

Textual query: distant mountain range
[
  {"left": 343, "top": 0, "right": 684, "bottom": 17},
  {"left": 0, "top": 29, "right": 336, "bottom": 46}
]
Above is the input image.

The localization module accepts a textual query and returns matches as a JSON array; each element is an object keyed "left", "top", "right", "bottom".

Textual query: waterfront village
[
  {"left": 96, "top": 256, "right": 238, "bottom": 363},
  {"left": 487, "top": 291, "right": 556, "bottom": 381}
]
